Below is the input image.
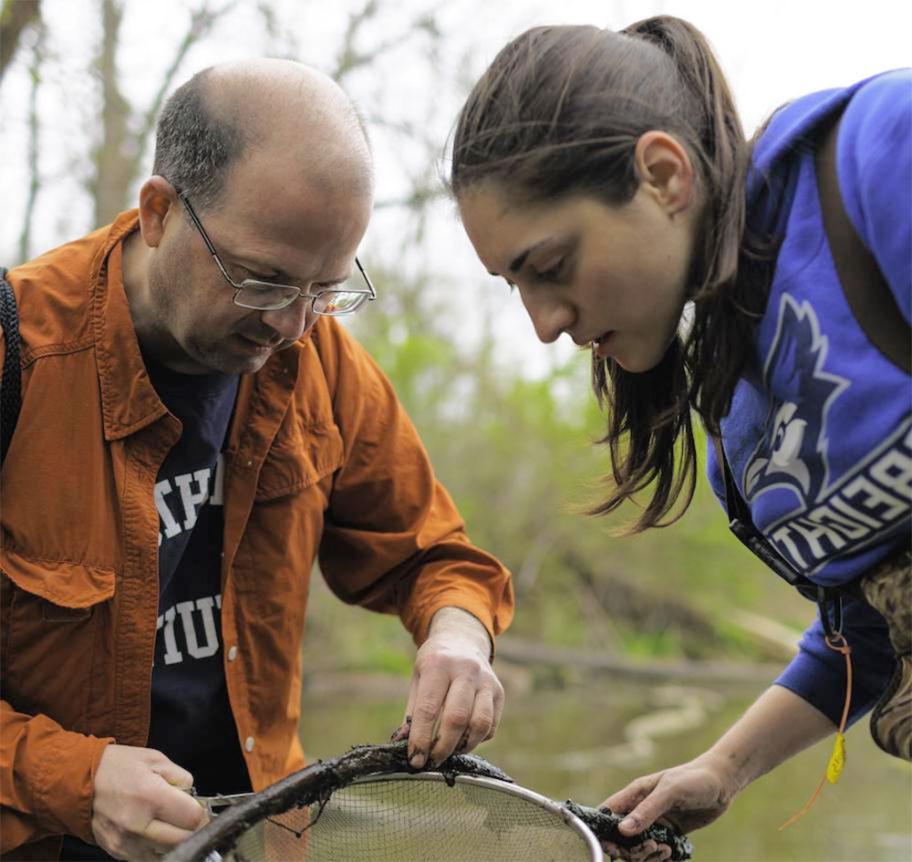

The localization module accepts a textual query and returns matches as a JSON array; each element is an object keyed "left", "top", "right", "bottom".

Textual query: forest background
[
  {"left": 2, "top": 5, "right": 911, "bottom": 859},
  {"left": 5, "top": 0, "right": 909, "bottom": 671}
]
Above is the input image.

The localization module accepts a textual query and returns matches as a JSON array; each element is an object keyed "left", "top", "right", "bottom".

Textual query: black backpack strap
[
  {"left": 1, "top": 267, "right": 22, "bottom": 465},
  {"left": 712, "top": 434, "right": 845, "bottom": 636},
  {"left": 815, "top": 117, "right": 912, "bottom": 375}
]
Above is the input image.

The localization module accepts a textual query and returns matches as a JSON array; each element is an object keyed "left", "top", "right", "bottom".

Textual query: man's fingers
[
  {"left": 144, "top": 817, "right": 198, "bottom": 847},
  {"left": 389, "top": 715, "right": 412, "bottom": 742},
  {"left": 461, "top": 687, "right": 495, "bottom": 754},
  {"left": 407, "top": 667, "right": 449, "bottom": 768},
  {"left": 428, "top": 677, "right": 477, "bottom": 764},
  {"left": 151, "top": 759, "right": 194, "bottom": 792},
  {"left": 392, "top": 679, "right": 418, "bottom": 742},
  {"left": 484, "top": 682, "right": 504, "bottom": 741},
  {"left": 152, "top": 781, "right": 207, "bottom": 832}
]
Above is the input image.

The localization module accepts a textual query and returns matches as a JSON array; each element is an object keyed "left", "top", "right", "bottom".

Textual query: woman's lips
[{"left": 591, "top": 331, "right": 615, "bottom": 360}]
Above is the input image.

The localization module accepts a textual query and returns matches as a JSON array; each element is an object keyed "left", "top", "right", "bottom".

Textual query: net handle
[{"left": 164, "top": 742, "right": 509, "bottom": 862}]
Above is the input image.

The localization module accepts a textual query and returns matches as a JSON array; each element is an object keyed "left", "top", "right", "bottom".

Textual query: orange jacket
[{"left": 0, "top": 212, "right": 514, "bottom": 859}]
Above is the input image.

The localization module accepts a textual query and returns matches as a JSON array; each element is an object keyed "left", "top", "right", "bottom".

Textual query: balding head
[{"left": 152, "top": 59, "right": 373, "bottom": 212}]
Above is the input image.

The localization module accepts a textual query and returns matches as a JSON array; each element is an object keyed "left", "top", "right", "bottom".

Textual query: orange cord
[{"left": 778, "top": 633, "right": 853, "bottom": 830}]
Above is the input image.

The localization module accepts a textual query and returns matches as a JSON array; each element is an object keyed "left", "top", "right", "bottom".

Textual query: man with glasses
[{"left": 0, "top": 59, "right": 513, "bottom": 862}]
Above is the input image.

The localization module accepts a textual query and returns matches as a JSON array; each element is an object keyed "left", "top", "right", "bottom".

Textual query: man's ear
[
  {"left": 633, "top": 131, "right": 696, "bottom": 217},
  {"left": 137, "top": 176, "right": 178, "bottom": 248}
]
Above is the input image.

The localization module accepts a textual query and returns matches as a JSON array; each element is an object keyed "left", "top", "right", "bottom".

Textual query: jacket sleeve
[
  {"left": 0, "top": 332, "right": 114, "bottom": 853},
  {"left": 311, "top": 319, "right": 514, "bottom": 648},
  {"left": 0, "top": 700, "right": 113, "bottom": 852}
]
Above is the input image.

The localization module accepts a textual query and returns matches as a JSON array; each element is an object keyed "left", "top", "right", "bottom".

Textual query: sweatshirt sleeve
[
  {"left": 774, "top": 593, "right": 896, "bottom": 726},
  {"left": 311, "top": 319, "right": 514, "bottom": 647},
  {"left": 838, "top": 68, "right": 912, "bottom": 323},
  {"left": 0, "top": 700, "right": 113, "bottom": 852}
]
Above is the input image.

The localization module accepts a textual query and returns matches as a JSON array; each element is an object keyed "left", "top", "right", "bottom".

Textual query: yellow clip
[{"left": 826, "top": 732, "right": 846, "bottom": 784}]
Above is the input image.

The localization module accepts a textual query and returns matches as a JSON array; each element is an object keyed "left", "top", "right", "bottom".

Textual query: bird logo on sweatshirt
[{"left": 743, "top": 294, "right": 849, "bottom": 508}]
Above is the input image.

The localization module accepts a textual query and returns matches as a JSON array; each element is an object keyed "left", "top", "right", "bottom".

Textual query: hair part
[
  {"left": 152, "top": 67, "right": 248, "bottom": 211},
  {"left": 451, "top": 15, "right": 772, "bottom": 532}
]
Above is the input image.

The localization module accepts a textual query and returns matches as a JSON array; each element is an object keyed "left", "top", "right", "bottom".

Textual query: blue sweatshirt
[{"left": 707, "top": 69, "right": 912, "bottom": 725}]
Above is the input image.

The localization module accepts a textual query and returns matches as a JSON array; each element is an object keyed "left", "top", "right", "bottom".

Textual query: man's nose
[{"left": 259, "top": 296, "right": 318, "bottom": 341}]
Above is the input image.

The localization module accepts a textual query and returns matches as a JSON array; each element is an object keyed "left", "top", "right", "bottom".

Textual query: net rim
[{"left": 345, "top": 772, "right": 603, "bottom": 860}]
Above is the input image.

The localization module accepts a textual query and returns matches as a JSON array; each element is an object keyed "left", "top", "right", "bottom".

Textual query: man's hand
[
  {"left": 597, "top": 754, "right": 736, "bottom": 861},
  {"left": 91, "top": 744, "right": 207, "bottom": 861},
  {"left": 396, "top": 607, "right": 503, "bottom": 768}
]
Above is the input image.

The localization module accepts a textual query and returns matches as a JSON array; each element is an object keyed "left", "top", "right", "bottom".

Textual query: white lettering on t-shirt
[
  {"left": 156, "top": 454, "right": 226, "bottom": 546},
  {"left": 155, "top": 594, "right": 223, "bottom": 667}
]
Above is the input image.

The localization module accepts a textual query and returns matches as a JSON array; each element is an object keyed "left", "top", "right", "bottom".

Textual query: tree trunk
[
  {"left": 91, "top": 0, "right": 133, "bottom": 227},
  {"left": 0, "top": 0, "right": 41, "bottom": 83}
]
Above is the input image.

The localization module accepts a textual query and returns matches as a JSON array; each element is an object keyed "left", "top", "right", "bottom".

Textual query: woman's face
[{"left": 458, "top": 179, "right": 700, "bottom": 373}]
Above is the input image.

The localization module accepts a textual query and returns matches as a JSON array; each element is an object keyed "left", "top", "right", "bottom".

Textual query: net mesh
[{"left": 216, "top": 774, "right": 599, "bottom": 861}]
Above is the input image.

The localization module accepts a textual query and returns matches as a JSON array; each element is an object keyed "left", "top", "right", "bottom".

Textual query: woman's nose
[{"left": 523, "top": 294, "right": 575, "bottom": 344}]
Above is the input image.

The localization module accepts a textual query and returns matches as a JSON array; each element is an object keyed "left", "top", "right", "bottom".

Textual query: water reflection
[{"left": 299, "top": 675, "right": 912, "bottom": 862}]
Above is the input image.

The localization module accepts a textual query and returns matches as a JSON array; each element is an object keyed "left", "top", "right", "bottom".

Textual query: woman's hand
[
  {"left": 598, "top": 753, "right": 736, "bottom": 860},
  {"left": 597, "top": 685, "right": 838, "bottom": 860}
]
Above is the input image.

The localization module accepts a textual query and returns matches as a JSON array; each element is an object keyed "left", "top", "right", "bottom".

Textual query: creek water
[{"left": 299, "top": 675, "right": 912, "bottom": 862}]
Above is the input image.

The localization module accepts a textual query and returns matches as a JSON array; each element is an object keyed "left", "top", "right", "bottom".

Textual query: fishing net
[{"left": 163, "top": 742, "right": 692, "bottom": 862}]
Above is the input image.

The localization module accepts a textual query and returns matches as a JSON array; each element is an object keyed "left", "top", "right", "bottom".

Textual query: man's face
[{"left": 146, "top": 148, "right": 373, "bottom": 375}]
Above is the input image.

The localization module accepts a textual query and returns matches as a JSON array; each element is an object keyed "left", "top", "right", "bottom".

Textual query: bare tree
[
  {"left": 89, "top": 0, "right": 131, "bottom": 227},
  {"left": 89, "top": 0, "right": 238, "bottom": 226},
  {"left": 0, "top": 0, "right": 41, "bottom": 83},
  {"left": 17, "top": 17, "right": 46, "bottom": 262}
]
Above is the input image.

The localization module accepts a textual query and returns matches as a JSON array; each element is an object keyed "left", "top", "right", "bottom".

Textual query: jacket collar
[{"left": 91, "top": 210, "right": 170, "bottom": 441}]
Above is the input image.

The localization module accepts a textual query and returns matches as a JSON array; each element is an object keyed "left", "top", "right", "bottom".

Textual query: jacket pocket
[
  {"left": 0, "top": 546, "right": 116, "bottom": 608},
  {"left": 254, "top": 425, "right": 344, "bottom": 502},
  {"left": 1, "top": 550, "right": 115, "bottom": 731}
]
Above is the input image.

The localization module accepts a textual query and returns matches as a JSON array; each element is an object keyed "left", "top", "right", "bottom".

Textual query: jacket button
[
  {"left": 227, "top": 646, "right": 238, "bottom": 661},
  {"left": 245, "top": 736, "right": 255, "bottom": 752}
]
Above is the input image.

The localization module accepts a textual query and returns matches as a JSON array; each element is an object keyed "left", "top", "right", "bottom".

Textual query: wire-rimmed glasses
[{"left": 176, "top": 190, "right": 376, "bottom": 315}]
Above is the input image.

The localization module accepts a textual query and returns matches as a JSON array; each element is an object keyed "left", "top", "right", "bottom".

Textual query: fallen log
[{"left": 495, "top": 636, "right": 783, "bottom": 684}]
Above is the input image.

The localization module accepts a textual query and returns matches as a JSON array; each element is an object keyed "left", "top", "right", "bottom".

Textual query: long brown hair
[{"left": 450, "top": 16, "right": 772, "bottom": 531}]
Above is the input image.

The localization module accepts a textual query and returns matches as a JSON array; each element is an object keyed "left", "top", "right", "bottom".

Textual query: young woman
[{"left": 450, "top": 15, "right": 910, "bottom": 860}]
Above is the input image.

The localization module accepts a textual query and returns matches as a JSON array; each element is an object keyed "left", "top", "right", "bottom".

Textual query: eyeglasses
[{"left": 176, "top": 190, "right": 376, "bottom": 315}]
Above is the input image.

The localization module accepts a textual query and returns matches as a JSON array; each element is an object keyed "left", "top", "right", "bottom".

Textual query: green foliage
[{"left": 303, "top": 265, "right": 810, "bottom": 670}]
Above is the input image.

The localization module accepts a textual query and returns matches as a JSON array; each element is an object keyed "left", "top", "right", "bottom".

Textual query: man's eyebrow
[{"left": 234, "top": 255, "right": 348, "bottom": 288}]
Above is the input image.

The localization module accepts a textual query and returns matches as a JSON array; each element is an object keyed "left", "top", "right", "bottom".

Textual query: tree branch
[
  {"left": 135, "top": 0, "right": 240, "bottom": 169},
  {"left": 332, "top": 0, "right": 443, "bottom": 81}
]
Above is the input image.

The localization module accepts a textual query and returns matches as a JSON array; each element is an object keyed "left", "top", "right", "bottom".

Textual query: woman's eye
[{"left": 536, "top": 258, "right": 565, "bottom": 281}]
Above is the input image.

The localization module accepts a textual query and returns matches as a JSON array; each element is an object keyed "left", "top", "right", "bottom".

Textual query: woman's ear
[
  {"left": 633, "top": 131, "right": 696, "bottom": 217},
  {"left": 137, "top": 176, "right": 178, "bottom": 248}
]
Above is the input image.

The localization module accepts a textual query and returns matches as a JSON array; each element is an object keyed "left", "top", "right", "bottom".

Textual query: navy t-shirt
[
  {"left": 62, "top": 358, "right": 246, "bottom": 860},
  {"left": 144, "top": 356, "right": 249, "bottom": 796}
]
